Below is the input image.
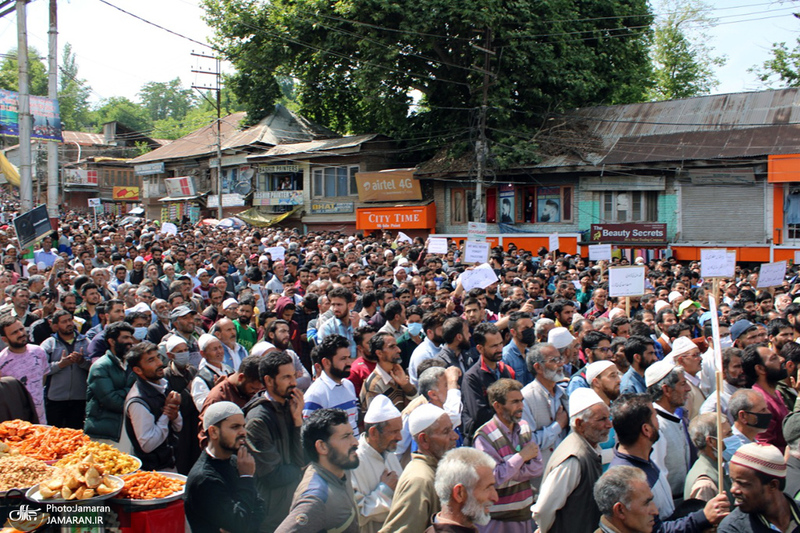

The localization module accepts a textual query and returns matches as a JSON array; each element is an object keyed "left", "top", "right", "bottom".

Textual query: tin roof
[
  {"left": 248, "top": 134, "right": 381, "bottom": 160},
  {"left": 130, "top": 106, "right": 339, "bottom": 164}
]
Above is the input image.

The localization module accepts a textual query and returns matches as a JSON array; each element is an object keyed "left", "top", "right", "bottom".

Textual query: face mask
[
  {"left": 133, "top": 327, "right": 148, "bottom": 340},
  {"left": 745, "top": 411, "right": 773, "bottom": 430},
  {"left": 408, "top": 322, "right": 423, "bottom": 336},
  {"left": 520, "top": 328, "right": 536, "bottom": 345},
  {"left": 172, "top": 351, "right": 191, "bottom": 367},
  {"left": 404, "top": 267, "right": 412, "bottom": 275}
]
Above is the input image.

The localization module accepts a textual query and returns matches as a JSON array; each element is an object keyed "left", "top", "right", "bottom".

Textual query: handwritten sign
[
  {"left": 428, "top": 238, "right": 448, "bottom": 255},
  {"left": 795, "top": 250, "right": 800, "bottom": 265},
  {"left": 549, "top": 233, "right": 559, "bottom": 252},
  {"left": 468, "top": 221, "right": 487, "bottom": 242},
  {"left": 464, "top": 241, "right": 490, "bottom": 264},
  {"left": 757, "top": 261, "right": 787, "bottom": 288},
  {"left": 708, "top": 297, "right": 723, "bottom": 370},
  {"left": 265, "top": 246, "right": 286, "bottom": 261},
  {"left": 700, "top": 249, "right": 736, "bottom": 279},
  {"left": 160, "top": 222, "right": 178, "bottom": 236},
  {"left": 460, "top": 263, "right": 499, "bottom": 291},
  {"left": 397, "top": 232, "right": 413, "bottom": 244},
  {"left": 588, "top": 244, "right": 612, "bottom": 262},
  {"left": 608, "top": 266, "right": 646, "bottom": 297}
]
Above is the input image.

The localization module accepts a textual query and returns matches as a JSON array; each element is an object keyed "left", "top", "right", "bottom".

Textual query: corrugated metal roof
[
  {"left": 248, "top": 134, "right": 380, "bottom": 159},
  {"left": 62, "top": 131, "right": 105, "bottom": 146}
]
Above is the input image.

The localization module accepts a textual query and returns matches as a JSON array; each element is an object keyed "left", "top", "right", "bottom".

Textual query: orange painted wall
[
  {"left": 671, "top": 246, "right": 771, "bottom": 263},
  {"left": 448, "top": 236, "right": 577, "bottom": 254}
]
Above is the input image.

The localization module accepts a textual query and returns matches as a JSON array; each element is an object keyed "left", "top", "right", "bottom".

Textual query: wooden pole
[
  {"left": 625, "top": 296, "right": 630, "bottom": 318},
  {"left": 715, "top": 370, "right": 724, "bottom": 494}
]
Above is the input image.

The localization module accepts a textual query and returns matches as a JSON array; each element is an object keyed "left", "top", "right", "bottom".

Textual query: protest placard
[
  {"left": 460, "top": 264, "right": 499, "bottom": 291},
  {"left": 464, "top": 241, "right": 490, "bottom": 264},
  {"left": 795, "top": 251, "right": 800, "bottom": 265},
  {"left": 548, "top": 233, "right": 559, "bottom": 252},
  {"left": 588, "top": 244, "right": 612, "bottom": 262},
  {"left": 757, "top": 261, "right": 787, "bottom": 288},
  {"left": 397, "top": 232, "right": 413, "bottom": 243},
  {"left": 700, "top": 249, "right": 736, "bottom": 279},
  {"left": 608, "top": 266, "right": 646, "bottom": 297},
  {"left": 467, "top": 222, "right": 487, "bottom": 242},
  {"left": 428, "top": 238, "right": 448, "bottom": 255},
  {"left": 265, "top": 246, "right": 286, "bottom": 261}
]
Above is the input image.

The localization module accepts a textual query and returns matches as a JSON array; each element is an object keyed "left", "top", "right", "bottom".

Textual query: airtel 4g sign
[{"left": 355, "top": 169, "right": 422, "bottom": 202}]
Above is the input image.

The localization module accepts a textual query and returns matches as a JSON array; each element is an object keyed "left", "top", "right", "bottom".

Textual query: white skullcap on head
[
  {"left": 731, "top": 443, "right": 786, "bottom": 478},
  {"left": 645, "top": 359, "right": 676, "bottom": 388},
  {"left": 222, "top": 298, "right": 239, "bottom": 310},
  {"left": 213, "top": 276, "right": 226, "bottom": 284},
  {"left": 668, "top": 291, "right": 683, "bottom": 303},
  {"left": 608, "top": 308, "right": 625, "bottom": 320},
  {"left": 126, "top": 302, "right": 151, "bottom": 315},
  {"left": 569, "top": 388, "right": 604, "bottom": 417},
  {"left": 547, "top": 327, "right": 575, "bottom": 350},
  {"left": 165, "top": 335, "right": 188, "bottom": 353},
  {"left": 393, "top": 266, "right": 405, "bottom": 276},
  {"left": 585, "top": 360, "right": 616, "bottom": 385},
  {"left": 250, "top": 341, "right": 271, "bottom": 358},
  {"left": 364, "top": 395, "right": 402, "bottom": 424},
  {"left": 197, "top": 268, "right": 208, "bottom": 277},
  {"left": 654, "top": 300, "right": 670, "bottom": 313},
  {"left": 408, "top": 403, "right": 447, "bottom": 436},
  {"left": 669, "top": 337, "right": 698, "bottom": 360},
  {"left": 203, "top": 401, "right": 243, "bottom": 430},
  {"left": 134, "top": 256, "right": 145, "bottom": 264},
  {"left": 198, "top": 333, "right": 220, "bottom": 352}
]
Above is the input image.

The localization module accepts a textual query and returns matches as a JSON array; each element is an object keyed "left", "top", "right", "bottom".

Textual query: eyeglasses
[
  {"left": 595, "top": 347, "right": 613, "bottom": 353},
  {"left": 545, "top": 356, "right": 566, "bottom": 365}
]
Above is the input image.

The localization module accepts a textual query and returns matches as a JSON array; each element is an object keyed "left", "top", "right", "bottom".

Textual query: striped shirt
[{"left": 303, "top": 371, "right": 359, "bottom": 436}]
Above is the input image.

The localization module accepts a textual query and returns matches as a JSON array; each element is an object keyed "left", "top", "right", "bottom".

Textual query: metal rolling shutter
[{"left": 679, "top": 182, "right": 765, "bottom": 242}]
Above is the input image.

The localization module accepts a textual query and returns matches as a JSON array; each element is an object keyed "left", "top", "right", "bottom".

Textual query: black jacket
[{"left": 461, "top": 358, "right": 514, "bottom": 444}]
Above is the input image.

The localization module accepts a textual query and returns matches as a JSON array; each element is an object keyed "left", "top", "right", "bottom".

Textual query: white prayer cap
[
  {"left": 547, "top": 327, "right": 575, "bottom": 350},
  {"left": 635, "top": 257, "right": 645, "bottom": 265},
  {"left": 670, "top": 337, "right": 698, "bottom": 359},
  {"left": 668, "top": 291, "right": 683, "bottom": 303},
  {"left": 134, "top": 256, "right": 145, "bottom": 264},
  {"left": 36, "top": 261, "right": 46, "bottom": 271},
  {"left": 645, "top": 360, "right": 676, "bottom": 388},
  {"left": 250, "top": 341, "right": 271, "bottom": 358},
  {"left": 213, "top": 276, "right": 226, "bottom": 284},
  {"left": 165, "top": 335, "right": 188, "bottom": 353},
  {"left": 569, "top": 388, "right": 604, "bottom": 417},
  {"left": 203, "top": 401, "right": 243, "bottom": 430},
  {"left": 222, "top": 298, "right": 239, "bottom": 310},
  {"left": 364, "top": 395, "right": 402, "bottom": 424},
  {"left": 198, "top": 333, "right": 221, "bottom": 352},
  {"left": 731, "top": 443, "right": 786, "bottom": 478},
  {"left": 197, "top": 268, "right": 209, "bottom": 277},
  {"left": 608, "top": 308, "right": 625, "bottom": 320},
  {"left": 654, "top": 300, "right": 670, "bottom": 313},
  {"left": 585, "top": 361, "right": 616, "bottom": 385},
  {"left": 393, "top": 266, "right": 405, "bottom": 277},
  {"left": 408, "top": 403, "right": 447, "bottom": 436},
  {"left": 126, "top": 302, "right": 151, "bottom": 315},
  {"left": 259, "top": 255, "right": 270, "bottom": 263}
]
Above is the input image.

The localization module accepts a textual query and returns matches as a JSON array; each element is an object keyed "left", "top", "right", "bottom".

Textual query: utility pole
[
  {"left": 17, "top": 0, "right": 32, "bottom": 212},
  {"left": 191, "top": 52, "right": 222, "bottom": 219},
  {"left": 46, "top": 0, "right": 58, "bottom": 225},
  {"left": 473, "top": 28, "right": 494, "bottom": 223}
]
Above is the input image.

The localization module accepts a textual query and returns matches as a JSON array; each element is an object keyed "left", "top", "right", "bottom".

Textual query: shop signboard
[
  {"left": 590, "top": 223, "right": 667, "bottom": 244},
  {"left": 112, "top": 186, "right": 139, "bottom": 201},
  {"left": 310, "top": 202, "right": 354, "bottom": 214},
  {"left": 355, "top": 170, "right": 422, "bottom": 203},
  {"left": 253, "top": 191, "right": 304, "bottom": 206}
]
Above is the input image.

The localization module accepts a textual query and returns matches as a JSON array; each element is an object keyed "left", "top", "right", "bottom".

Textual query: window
[
  {"left": 450, "top": 187, "right": 483, "bottom": 224},
  {"left": 312, "top": 165, "right": 359, "bottom": 197},
  {"left": 257, "top": 172, "right": 302, "bottom": 192},
  {"left": 516, "top": 186, "right": 574, "bottom": 223},
  {"left": 602, "top": 191, "right": 658, "bottom": 222}
]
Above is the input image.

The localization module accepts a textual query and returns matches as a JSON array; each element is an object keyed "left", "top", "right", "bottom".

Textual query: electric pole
[
  {"left": 191, "top": 52, "right": 222, "bottom": 219},
  {"left": 17, "top": 0, "right": 32, "bottom": 212},
  {"left": 473, "top": 28, "right": 494, "bottom": 223},
  {"left": 46, "top": 0, "right": 58, "bottom": 224}
]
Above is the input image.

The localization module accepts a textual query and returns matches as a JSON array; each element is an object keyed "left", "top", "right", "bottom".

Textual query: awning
[
  {"left": 159, "top": 195, "right": 202, "bottom": 202},
  {"left": 0, "top": 152, "right": 20, "bottom": 188},
  {"left": 238, "top": 206, "right": 301, "bottom": 227}
]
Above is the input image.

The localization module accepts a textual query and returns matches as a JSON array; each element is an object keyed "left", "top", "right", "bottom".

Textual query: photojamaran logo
[{"left": 6, "top": 504, "right": 49, "bottom": 532}]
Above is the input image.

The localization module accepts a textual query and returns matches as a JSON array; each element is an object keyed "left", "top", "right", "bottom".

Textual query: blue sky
[{"left": 0, "top": 0, "right": 796, "bottom": 105}]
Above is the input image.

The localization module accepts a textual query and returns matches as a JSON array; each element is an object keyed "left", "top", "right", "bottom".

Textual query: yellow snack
[{"left": 55, "top": 442, "right": 139, "bottom": 475}]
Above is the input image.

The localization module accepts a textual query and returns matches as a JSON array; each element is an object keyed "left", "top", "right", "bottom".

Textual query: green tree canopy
[
  {"left": 202, "top": 0, "right": 654, "bottom": 166},
  {"left": 58, "top": 43, "right": 93, "bottom": 131},
  {"left": 138, "top": 78, "right": 195, "bottom": 122},
  {"left": 751, "top": 36, "right": 800, "bottom": 87},
  {"left": 93, "top": 96, "right": 153, "bottom": 134},
  {"left": 0, "top": 47, "right": 48, "bottom": 96}
]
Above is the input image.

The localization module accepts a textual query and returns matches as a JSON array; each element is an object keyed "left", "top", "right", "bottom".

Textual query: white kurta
[{"left": 351, "top": 434, "right": 404, "bottom": 533}]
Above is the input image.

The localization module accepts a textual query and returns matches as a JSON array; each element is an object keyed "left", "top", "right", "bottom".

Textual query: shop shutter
[{"left": 679, "top": 181, "right": 765, "bottom": 243}]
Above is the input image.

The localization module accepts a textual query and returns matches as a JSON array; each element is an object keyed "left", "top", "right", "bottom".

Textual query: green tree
[
  {"left": 0, "top": 47, "right": 48, "bottom": 96},
  {"left": 93, "top": 96, "right": 152, "bottom": 133},
  {"left": 202, "top": 0, "right": 654, "bottom": 165},
  {"left": 751, "top": 37, "right": 800, "bottom": 87},
  {"left": 152, "top": 107, "right": 218, "bottom": 140},
  {"left": 648, "top": 0, "right": 726, "bottom": 100},
  {"left": 58, "top": 43, "right": 93, "bottom": 130},
  {"left": 137, "top": 78, "right": 196, "bottom": 122}
]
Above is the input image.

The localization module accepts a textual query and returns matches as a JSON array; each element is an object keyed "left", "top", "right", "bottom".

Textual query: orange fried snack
[
  {"left": 15, "top": 427, "right": 90, "bottom": 461},
  {"left": 0, "top": 420, "right": 44, "bottom": 443},
  {"left": 118, "top": 471, "right": 185, "bottom": 500}
]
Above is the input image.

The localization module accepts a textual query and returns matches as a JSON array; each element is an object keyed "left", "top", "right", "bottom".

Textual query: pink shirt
[
  {"left": 753, "top": 382, "right": 788, "bottom": 452},
  {"left": 0, "top": 345, "right": 49, "bottom": 423}
]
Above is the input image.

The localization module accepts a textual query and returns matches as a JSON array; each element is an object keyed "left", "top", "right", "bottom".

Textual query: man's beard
[
  {"left": 328, "top": 443, "right": 359, "bottom": 470},
  {"left": 458, "top": 339, "right": 471, "bottom": 352},
  {"left": 766, "top": 364, "right": 789, "bottom": 386},
  {"left": 6, "top": 338, "right": 26, "bottom": 349},
  {"left": 220, "top": 432, "right": 246, "bottom": 453},
  {"left": 329, "top": 366, "right": 351, "bottom": 380},
  {"left": 462, "top": 491, "right": 492, "bottom": 526},
  {"left": 542, "top": 367, "right": 565, "bottom": 382}
]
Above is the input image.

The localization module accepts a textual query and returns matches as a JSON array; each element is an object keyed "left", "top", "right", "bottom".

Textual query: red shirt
[
  {"left": 754, "top": 382, "right": 788, "bottom": 452},
  {"left": 349, "top": 357, "right": 377, "bottom": 397}
]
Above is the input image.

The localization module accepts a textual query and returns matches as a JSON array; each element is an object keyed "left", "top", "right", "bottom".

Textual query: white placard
[
  {"left": 549, "top": 233, "right": 559, "bottom": 252},
  {"left": 467, "top": 221, "right": 487, "bottom": 242},
  {"left": 608, "top": 266, "right": 646, "bottom": 297},
  {"left": 700, "top": 249, "right": 736, "bottom": 279},
  {"left": 757, "top": 261, "right": 787, "bottom": 288},
  {"left": 265, "top": 246, "right": 286, "bottom": 261},
  {"left": 397, "top": 232, "right": 413, "bottom": 244},
  {"left": 160, "top": 222, "right": 178, "bottom": 236},
  {"left": 708, "top": 297, "right": 723, "bottom": 371},
  {"left": 463, "top": 241, "right": 490, "bottom": 264},
  {"left": 87, "top": 198, "right": 101, "bottom": 207},
  {"left": 588, "top": 244, "right": 612, "bottom": 261},
  {"left": 460, "top": 263, "right": 499, "bottom": 291},
  {"left": 428, "top": 238, "right": 448, "bottom": 255},
  {"left": 795, "top": 251, "right": 800, "bottom": 265}
]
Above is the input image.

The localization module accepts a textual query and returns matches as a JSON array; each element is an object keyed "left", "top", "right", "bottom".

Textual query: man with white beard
[
  {"left": 520, "top": 343, "right": 569, "bottom": 492},
  {"left": 425, "top": 447, "right": 499, "bottom": 533}
]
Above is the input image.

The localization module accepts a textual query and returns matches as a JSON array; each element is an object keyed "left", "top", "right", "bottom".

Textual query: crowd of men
[{"left": 5, "top": 211, "right": 800, "bottom": 532}]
